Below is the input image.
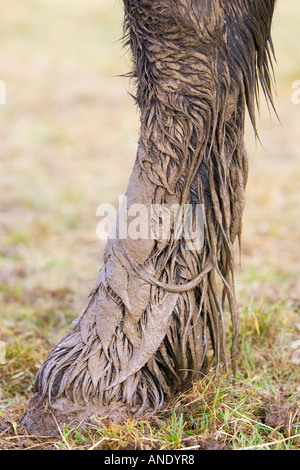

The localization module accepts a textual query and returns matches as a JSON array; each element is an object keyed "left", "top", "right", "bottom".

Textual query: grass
[{"left": 0, "top": 0, "right": 299, "bottom": 450}]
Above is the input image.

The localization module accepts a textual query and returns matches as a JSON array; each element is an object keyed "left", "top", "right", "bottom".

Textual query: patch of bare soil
[
  {"left": 196, "top": 438, "right": 228, "bottom": 450},
  {"left": 0, "top": 416, "right": 57, "bottom": 450},
  {"left": 257, "top": 396, "right": 299, "bottom": 436},
  {"left": 184, "top": 437, "right": 228, "bottom": 450}
]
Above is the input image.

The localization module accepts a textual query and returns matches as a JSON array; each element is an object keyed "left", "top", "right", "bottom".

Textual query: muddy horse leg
[{"left": 21, "top": 0, "right": 276, "bottom": 436}]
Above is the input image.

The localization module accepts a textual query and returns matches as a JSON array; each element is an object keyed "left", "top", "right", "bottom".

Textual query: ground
[{"left": 0, "top": 0, "right": 299, "bottom": 450}]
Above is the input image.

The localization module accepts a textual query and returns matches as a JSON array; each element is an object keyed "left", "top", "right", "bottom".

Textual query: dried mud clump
[{"left": 258, "top": 396, "right": 299, "bottom": 435}]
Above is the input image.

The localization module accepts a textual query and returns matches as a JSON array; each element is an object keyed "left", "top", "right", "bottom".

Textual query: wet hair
[{"left": 26, "top": 0, "right": 276, "bottom": 426}]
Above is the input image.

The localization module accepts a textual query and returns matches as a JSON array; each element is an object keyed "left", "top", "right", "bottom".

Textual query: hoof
[{"left": 20, "top": 394, "right": 130, "bottom": 437}]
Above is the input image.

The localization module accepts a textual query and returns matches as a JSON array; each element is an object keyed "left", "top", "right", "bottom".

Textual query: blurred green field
[{"left": 0, "top": 0, "right": 299, "bottom": 450}]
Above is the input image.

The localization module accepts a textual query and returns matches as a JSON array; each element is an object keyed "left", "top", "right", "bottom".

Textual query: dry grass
[{"left": 0, "top": 0, "right": 299, "bottom": 450}]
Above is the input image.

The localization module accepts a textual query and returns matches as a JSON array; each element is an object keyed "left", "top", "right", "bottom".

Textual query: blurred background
[{"left": 0, "top": 0, "right": 299, "bottom": 341}]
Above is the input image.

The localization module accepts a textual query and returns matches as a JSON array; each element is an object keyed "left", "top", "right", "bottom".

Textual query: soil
[
  {"left": 20, "top": 394, "right": 131, "bottom": 438},
  {"left": 257, "top": 396, "right": 299, "bottom": 436}
]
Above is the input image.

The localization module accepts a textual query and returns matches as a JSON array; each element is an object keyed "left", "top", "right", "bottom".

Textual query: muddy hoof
[{"left": 20, "top": 393, "right": 130, "bottom": 437}]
